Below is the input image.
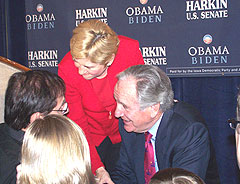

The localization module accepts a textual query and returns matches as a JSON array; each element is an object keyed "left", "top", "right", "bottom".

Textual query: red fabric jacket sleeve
[{"left": 58, "top": 62, "right": 104, "bottom": 173}]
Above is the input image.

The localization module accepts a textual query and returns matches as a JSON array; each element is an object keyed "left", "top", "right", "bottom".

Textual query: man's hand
[{"left": 95, "top": 167, "right": 114, "bottom": 184}]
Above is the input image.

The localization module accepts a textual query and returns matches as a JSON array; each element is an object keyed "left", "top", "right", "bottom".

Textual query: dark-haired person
[
  {"left": 58, "top": 19, "right": 144, "bottom": 183},
  {"left": 0, "top": 70, "right": 66, "bottom": 184}
]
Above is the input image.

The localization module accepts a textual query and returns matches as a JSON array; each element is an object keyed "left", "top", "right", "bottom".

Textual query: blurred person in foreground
[
  {"left": 0, "top": 70, "right": 66, "bottom": 184},
  {"left": 58, "top": 19, "right": 144, "bottom": 183},
  {"left": 18, "top": 114, "right": 95, "bottom": 184},
  {"left": 112, "top": 65, "right": 219, "bottom": 184},
  {"left": 149, "top": 168, "right": 205, "bottom": 184},
  {"left": 228, "top": 89, "right": 240, "bottom": 168},
  {"left": 237, "top": 90, "right": 240, "bottom": 168}
]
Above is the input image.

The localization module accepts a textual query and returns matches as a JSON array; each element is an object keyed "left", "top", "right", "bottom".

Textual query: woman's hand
[{"left": 95, "top": 167, "right": 114, "bottom": 184}]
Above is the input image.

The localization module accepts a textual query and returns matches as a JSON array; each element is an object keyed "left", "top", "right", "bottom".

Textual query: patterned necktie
[{"left": 144, "top": 132, "right": 156, "bottom": 184}]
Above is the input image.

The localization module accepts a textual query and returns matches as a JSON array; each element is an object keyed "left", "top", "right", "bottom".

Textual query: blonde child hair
[{"left": 18, "top": 114, "right": 95, "bottom": 184}]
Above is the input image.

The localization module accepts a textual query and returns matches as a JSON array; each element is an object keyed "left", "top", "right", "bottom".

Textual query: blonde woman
[
  {"left": 18, "top": 114, "right": 96, "bottom": 184},
  {"left": 58, "top": 19, "right": 144, "bottom": 183}
]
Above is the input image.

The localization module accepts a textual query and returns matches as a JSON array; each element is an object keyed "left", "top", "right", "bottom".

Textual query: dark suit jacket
[
  {"left": 0, "top": 123, "right": 24, "bottom": 184},
  {"left": 112, "top": 101, "right": 219, "bottom": 184}
]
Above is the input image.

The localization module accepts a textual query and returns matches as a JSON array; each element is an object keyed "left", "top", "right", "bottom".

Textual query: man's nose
[{"left": 115, "top": 104, "right": 124, "bottom": 118}]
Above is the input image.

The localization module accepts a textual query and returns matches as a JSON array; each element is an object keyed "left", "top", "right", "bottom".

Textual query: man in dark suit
[{"left": 112, "top": 65, "right": 219, "bottom": 184}]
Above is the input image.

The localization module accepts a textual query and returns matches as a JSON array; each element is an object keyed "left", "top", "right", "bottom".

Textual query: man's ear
[
  {"left": 150, "top": 103, "right": 161, "bottom": 118},
  {"left": 30, "top": 112, "right": 44, "bottom": 123},
  {"left": 22, "top": 112, "right": 44, "bottom": 131},
  {"left": 106, "top": 54, "right": 115, "bottom": 66}
]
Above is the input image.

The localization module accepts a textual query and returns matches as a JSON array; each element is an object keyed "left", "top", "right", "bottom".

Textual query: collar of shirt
[
  {"left": 147, "top": 113, "right": 163, "bottom": 172},
  {"left": 6, "top": 124, "right": 25, "bottom": 143},
  {"left": 148, "top": 114, "right": 163, "bottom": 140}
]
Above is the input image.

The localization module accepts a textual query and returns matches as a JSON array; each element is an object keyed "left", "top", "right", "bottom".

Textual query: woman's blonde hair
[
  {"left": 70, "top": 19, "right": 119, "bottom": 65},
  {"left": 18, "top": 114, "right": 95, "bottom": 184}
]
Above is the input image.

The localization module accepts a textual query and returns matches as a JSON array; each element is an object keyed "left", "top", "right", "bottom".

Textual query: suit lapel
[
  {"left": 120, "top": 116, "right": 145, "bottom": 184},
  {"left": 155, "top": 108, "right": 174, "bottom": 170},
  {"left": 131, "top": 109, "right": 174, "bottom": 183},
  {"left": 131, "top": 132, "right": 145, "bottom": 183}
]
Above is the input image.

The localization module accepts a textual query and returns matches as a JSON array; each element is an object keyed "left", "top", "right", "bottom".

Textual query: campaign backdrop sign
[{"left": 24, "top": 0, "right": 240, "bottom": 77}]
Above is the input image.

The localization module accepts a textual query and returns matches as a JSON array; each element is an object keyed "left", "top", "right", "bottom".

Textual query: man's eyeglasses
[
  {"left": 52, "top": 102, "right": 69, "bottom": 115},
  {"left": 227, "top": 118, "right": 240, "bottom": 130}
]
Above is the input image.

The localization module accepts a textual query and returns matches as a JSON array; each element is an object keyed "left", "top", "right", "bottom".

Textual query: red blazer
[{"left": 58, "top": 35, "right": 144, "bottom": 173}]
